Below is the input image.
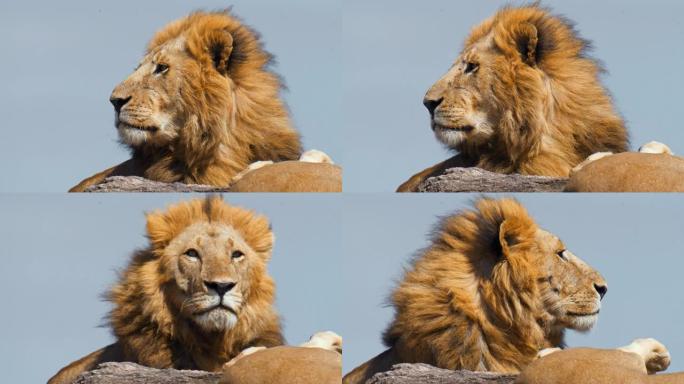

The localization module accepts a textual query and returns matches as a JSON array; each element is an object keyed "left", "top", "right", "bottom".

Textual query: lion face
[
  {"left": 110, "top": 37, "right": 191, "bottom": 148},
  {"left": 533, "top": 229, "right": 607, "bottom": 332},
  {"left": 161, "top": 221, "right": 265, "bottom": 332},
  {"left": 109, "top": 16, "right": 239, "bottom": 152},
  {"left": 424, "top": 41, "right": 500, "bottom": 149}
]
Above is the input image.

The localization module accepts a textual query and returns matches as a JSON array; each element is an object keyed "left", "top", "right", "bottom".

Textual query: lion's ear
[
  {"left": 498, "top": 219, "right": 522, "bottom": 257},
  {"left": 512, "top": 22, "right": 541, "bottom": 66},
  {"left": 196, "top": 28, "right": 234, "bottom": 75}
]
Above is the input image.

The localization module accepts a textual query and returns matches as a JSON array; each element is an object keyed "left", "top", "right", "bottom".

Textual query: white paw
[
  {"left": 300, "top": 330, "right": 342, "bottom": 353},
  {"left": 619, "top": 338, "right": 671, "bottom": 374},
  {"left": 571, "top": 152, "right": 614, "bottom": 174},
  {"left": 300, "top": 149, "right": 334, "bottom": 164},
  {"left": 223, "top": 346, "right": 268, "bottom": 368},
  {"left": 639, "top": 141, "right": 673, "bottom": 155},
  {"left": 536, "top": 347, "right": 561, "bottom": 359}
]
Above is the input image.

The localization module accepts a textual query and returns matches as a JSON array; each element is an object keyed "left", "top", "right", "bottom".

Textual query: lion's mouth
[
  {"left": 434, "top": 122, "right": 475, "bottom": 133},
  {"left": 196, "top": 304, "right": 236, "bottom": 316},
  {"left": 566, "top": 310, "right": 600, "bottom": 317},
  {"left": 118, "top": 121, "right": 159, "bottom": 132}
]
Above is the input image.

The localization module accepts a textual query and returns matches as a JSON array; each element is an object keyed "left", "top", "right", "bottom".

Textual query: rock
[
  {"left": 418, "top": 168, "right": 567, "bottom": 192},
  {"left": 72, "top": 362, "right": 221, "bottom": 384},
  {"left": 84, "top": 176, "right": 230, "bottom": 192},
  {"left": 367, "top": 364, "right": 518, "bottom": 384}
]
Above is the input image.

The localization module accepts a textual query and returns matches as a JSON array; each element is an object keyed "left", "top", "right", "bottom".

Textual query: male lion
[
  {"left": 397, "top": 5, "right": 629, "bottom": 192},
  {"left": 343, "top": 198, "right": 608, "bottom": 383},
  {"left": 69, "top": 10, "right": 302, "bottom": 192},
  {"left": 48, "top": 196, "right": 284, "bottom": 384}
]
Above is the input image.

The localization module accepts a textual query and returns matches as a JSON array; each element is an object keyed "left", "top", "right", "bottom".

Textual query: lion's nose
[
  {"left": 205, "top": 281, "right": 236, "bottom": 297},
  {"left": 110, "top": 96, "right": 132, "bottom": 113},
  {"left": 423, "top": 97, "right": 443, "bottom": 115},
  {"left": 594, "top": 283, "right": 607, "bottom": 300}
]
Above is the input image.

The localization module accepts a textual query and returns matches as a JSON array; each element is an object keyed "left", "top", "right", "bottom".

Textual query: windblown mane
[
  {"left": 138, "top": 10, "right": 301, "bottom": 183},
  {"left": 107, "top": 197, "right": 283, "bottom": 370},
  {"left": 383, "top": 198, "right": 554, "bottom": 372}
]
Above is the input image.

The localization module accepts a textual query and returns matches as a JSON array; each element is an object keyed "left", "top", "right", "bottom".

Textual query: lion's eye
[
  {"left": 556, "top": 250, "right": 567, "bottom": 260},
  {"left": 184, "top": 248, "right": 200, "bottom": 259},
  {"left": 154, "top": 63, "right": 169, "bottom": 74},
  {"left": 464, "top": 62, "right": 479, "bottom": 74},
  {"left": 231, "top": 250, "right": 245, "bottom": 260}
]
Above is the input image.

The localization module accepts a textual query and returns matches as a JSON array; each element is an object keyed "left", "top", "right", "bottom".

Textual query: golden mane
[
  {"left": 344, "top": 198, "right": 607, "bottom": 384},
  {"left": 383, "top": 198, "right": 545, "bottom": 370},
  {"left": 70, "top": 10, "right": 302, "bottom": 191},
  {"left": 397, "top": 5, "right": 629, "bottom": 192},
  {"left": 109, "top": 196, "right": 282, "bottom": 368}
]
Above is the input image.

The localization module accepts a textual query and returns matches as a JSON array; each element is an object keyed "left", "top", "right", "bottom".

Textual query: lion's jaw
[
  {"left": 426, "top": 62, "right": 496, "bottom": 150},
  {"left": 111, "top": 36, "right": 216, "bottom": 150},
  {"left": 534, "top": 229, "right": 605, "bottom": 333},
  {"left": 163, "top": 221, "right": 256, "bottom": 333}
]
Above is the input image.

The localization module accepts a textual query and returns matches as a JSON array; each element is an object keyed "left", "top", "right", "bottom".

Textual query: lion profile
[
  {"left": 48, "top": 196, "right": 283, "bottom": 384},
  {"left": 397, "top": 5, "right": 629, "bottom": 192},
  {"left": 343, "top": 198, "right": 607, "bottom": 383},
  {"left": 69, "top": 10, "right": 302, "bottom": 192}
]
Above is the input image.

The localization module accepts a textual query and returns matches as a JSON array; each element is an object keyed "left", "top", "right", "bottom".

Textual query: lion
[
  {"left": 343, "top": 198, "right": 608, "bottom": 384},
  {"left": 221, "top": 331, "right": 342, "bottom": 384},
  {"left": 518, "top": 338, "right": 677, "bottom": 384},
  {"left": 228, "top": 149, "right": 342, "bottom": 192},
  {"left": 48, "top": 196, "right": 284, "bottom": 384},
  {"left": 565, "top": 142, "right": 684, "bottom": 192},
  {"left": 397, "top": 5, "right": 629, "bottom": 192},
  {"left": 69, "top": 10, "right": 303, "bottom": 192}
]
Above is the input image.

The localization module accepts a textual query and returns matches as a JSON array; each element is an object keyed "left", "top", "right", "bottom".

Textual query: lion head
[
  {"left": 109, "top": 10, "right": 301, "bottom": 184},
  {"left": 108, "top": 196, "right": 283, "bottom": 371},
  {"left": 423, "top": 5, "right": 628, "bottom": 176},
  {"left": 383, "top": 198, "right": 606, "bottom": 372}
]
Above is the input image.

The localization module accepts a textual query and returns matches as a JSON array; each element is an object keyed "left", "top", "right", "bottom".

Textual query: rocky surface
[
  {"left": 84, "top": 176, "right": 230, "bottom": 192},
  {"left": 368, "top": 364, "right": 518, "bottom": 384},
  {"left": 73, "top": 362, "right": 221, "bottom": 384},
  {"left": 418, "top": 167, "right": 568, "bottom": 192}
]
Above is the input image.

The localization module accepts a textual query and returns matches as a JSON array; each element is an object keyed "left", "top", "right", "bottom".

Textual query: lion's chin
[
  {"left": 433, "top": 123, "right": 471, "bottom": 147},
  {"left": 564, "top": 311, "right": 599, "bottom": 332},
  {"left": 117, "top": 122, "right": 157, "bottom": 147},
  {"left": 193, "top": 307, "right": 238, "bottom": 332}
]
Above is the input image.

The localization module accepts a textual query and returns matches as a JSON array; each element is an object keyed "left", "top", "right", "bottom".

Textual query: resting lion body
[
  {"left": 343, "top": 198, "right": 607, "bottom": 383},
  {"left": 70, "top": 10, "right": 302, "bottom": 192},
  {"left": 518, "top": 338, "right": 679, "bottom": 384},
  {"left": 398, "top": 5, "right": 628, "bottom": 192},
  {"left": 48, "top": 197, "right": 284, "bottom": 384}
]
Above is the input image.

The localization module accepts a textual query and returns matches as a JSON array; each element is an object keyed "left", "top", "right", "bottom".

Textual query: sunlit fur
[
  {"left": 48, "top": 197, "right": 283, "bottom": 384},
  {"left": 344, "top": 198, "right": 606, "bottom": 383},
  {"left": 426, "top": 5, "right": 628, "bottom": 176},
  {"left": 70, "top": 10, "right": 301, "bottom": 191}
]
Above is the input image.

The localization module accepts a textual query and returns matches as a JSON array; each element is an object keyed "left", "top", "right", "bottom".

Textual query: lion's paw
[
  {"left": 299, "top": 149, "right": 334, "bottom": 164},
  {"left": 223, "top": 346, "right": 268, "bottom": 369},
  {"left": 572, "top": 152, "right": 614, "bottom": 174},
  {"left": 536, "top": 347, "right": 562, "bottom": 360},
  {"left": 639, "top": 141, "right": 673, "bottom": 155},
  {"left": 619, "top": 338, "right": 671, "bottom": 374},
  {"left": 299, "top": 330, "right": 342, "bottom": 353}
]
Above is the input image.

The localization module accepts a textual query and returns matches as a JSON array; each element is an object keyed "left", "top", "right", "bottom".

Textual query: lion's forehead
[{"left": 168, "top": 222, "right": 247, "bottom": 251}]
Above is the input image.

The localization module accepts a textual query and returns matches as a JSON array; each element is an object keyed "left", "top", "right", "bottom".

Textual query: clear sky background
[
  {"left": 343, "top": 0, "right": 684, "bottom": 191},
  {"left": 0, "top": 194, "right": 343, "bottom": 383},
  {"left": 341, "top": 194, "right": 684, "bottom": 374},
  {"left": 0, "top": 0, "right": 341, "bottom": 192}
]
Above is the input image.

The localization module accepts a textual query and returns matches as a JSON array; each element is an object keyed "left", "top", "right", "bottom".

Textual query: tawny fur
[
  {"left": 344, "top": 198, "right": 606, "bottom": 383},
  {"left": 70, "top": 10, "right": 301, "bottom": 192},
  {"left": 48, "top": 197, "right": 283, "bottom": 384},
  {"left": 518, "top": 339, "right": 679, "bottom": 384},
  {"left": 397, "top": 5, "right": 628, "bottom": 192}
]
